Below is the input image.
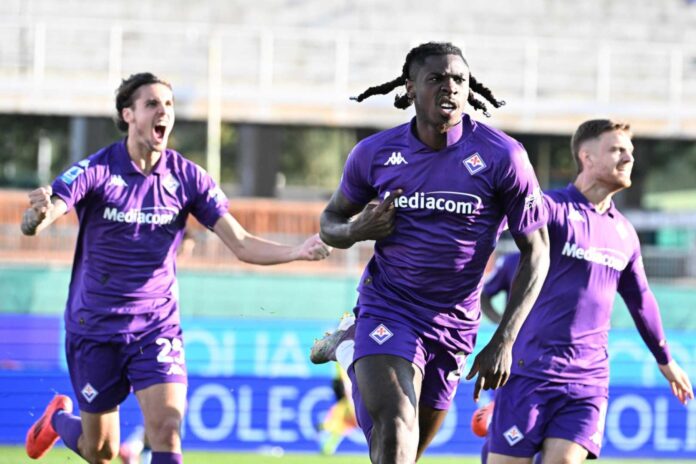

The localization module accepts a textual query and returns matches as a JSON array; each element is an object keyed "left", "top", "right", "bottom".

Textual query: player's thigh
[
  {"left": 541, "top": 437, "right": 589, "bottom": 463},
  {"left": 354, "top": 353, "right": 423, "bottom": 421},
  {"left": 80, "top": 407, "right": 120, "bottom": 452},
  {"left": 488, "top": 452, "right": 534, "bottom": 464}
]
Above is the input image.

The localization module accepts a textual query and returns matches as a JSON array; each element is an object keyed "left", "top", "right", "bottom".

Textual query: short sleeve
[
  {"left": 497, "top": 144, "right": 547, "bottom": 237},
  {"left": 51, "top": 159, "right": 95, "bottom": 211},
  {"left": 339, "top": 141, "right": 377, "bottom": 206},
  {"left": 189, "top": 165, "right": 230, "bottom": 229}
]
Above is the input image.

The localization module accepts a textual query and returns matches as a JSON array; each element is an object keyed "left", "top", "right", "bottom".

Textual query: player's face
[
  {"left": 584, "top": 129, "right": 634, "bottom": 190},
  {"left": 407, "top": 54, "right": 469, "bottom": 132},
  {"left": 122, "top": 83, "right": 175, "bottom": 154}
]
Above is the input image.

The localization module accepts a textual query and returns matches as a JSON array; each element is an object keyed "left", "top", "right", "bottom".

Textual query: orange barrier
[{"left": 0, "top": 189, "right": 371, "bottom": 274}]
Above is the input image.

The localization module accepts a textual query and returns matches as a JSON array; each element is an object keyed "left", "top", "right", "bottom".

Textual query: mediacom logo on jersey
[
  {"left": 103, "top": 206, "right": 179, "bottom": 225},
  {"left": 384, "top": 190, "right": 482, "bottom": 215},
  {"left": 561, "top": 241, "right": 629, "bottom": 271}
]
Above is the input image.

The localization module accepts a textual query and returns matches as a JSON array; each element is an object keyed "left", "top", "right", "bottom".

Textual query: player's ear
[
  {"left": 122, "top": 107, "right": 134, "bottom": 125},
  {"left": 405, "top": 78, "right": 415, "bottom": 101}
]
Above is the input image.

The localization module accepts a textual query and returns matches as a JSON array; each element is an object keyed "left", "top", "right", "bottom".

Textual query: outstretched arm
[
  {"left": 320, "top": 188, "right": 403, "bottom": 249},
  {"left": 213, "top": 213, "right": 331, "bottom": 265},
  {"left": 21, "top": 186, "right": 68, "bottom": 236},
  {"left": 466, "top": 225, "right": 550, "bottom": 401},
  {"left": 620, "top": 265, "right": 693, "bottom": 405}
]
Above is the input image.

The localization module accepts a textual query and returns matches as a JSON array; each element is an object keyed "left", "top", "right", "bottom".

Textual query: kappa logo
[
  {"left": 369, "top": 324, "right": 394, "bottom": 345},
  {"left": 568, "top": 206, "right": 585, "bottom": 222},
  {"left": 503, "top": 425, "right": 524, "bottom": 446},
  {"left": 81, "top": 382, "right": 99, "bottom": 403},
  {"left": 384, "top": 151, "right": 408, "bottom": 166},
  {"left": 108, "top": 175, "right": 128, "bottom": 188},
  {"left": 463, "top": 153, "right": 487, "bottom": 175}
]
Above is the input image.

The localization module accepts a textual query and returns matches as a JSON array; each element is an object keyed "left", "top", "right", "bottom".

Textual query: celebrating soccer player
[
  {"left": 312, "top": 41, "right": 550, "bottom": 463},
  {"left": 485, "top": 119, "right": 693, "bottom": 464},
  {"left": 22, "top": 72, "right": 331, "bottom": 464}
]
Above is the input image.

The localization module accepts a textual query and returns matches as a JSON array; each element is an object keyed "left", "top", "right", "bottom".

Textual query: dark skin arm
[
  {"left": 320, "top": 188, "right": 403, "bottom": 249},
  {"left": 466, "top": 225, "right": 550, "bottom": 401}
]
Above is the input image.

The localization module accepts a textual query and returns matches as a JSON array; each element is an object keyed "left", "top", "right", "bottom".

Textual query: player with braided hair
[
  {"left": 351, "top": 41, "right": 505, "bottom": 117},
  {"left": 312, "top": 41, "right": 550, "bottom": 463}
]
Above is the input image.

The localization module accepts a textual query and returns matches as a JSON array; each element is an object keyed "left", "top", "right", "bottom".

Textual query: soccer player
[
  {"left": 314, "top": 42, "right": 550, "bottom": 463},
  {"left": 21, "top": 72, "right": 331, "bottom": 464},
  {"left": 480, "top": 252, "right": 520, "bottom": 324},
  {"left": 486, "top": 119, "right": 694, "bottom": 464}
]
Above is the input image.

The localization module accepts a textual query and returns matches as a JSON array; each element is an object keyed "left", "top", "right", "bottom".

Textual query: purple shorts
[
  {"left": 488, "top": 375, "right": 608, "bottom": 459},
  {"left": 65, "top": 324, "right": 187, "bottom": 413},
  {"left": 349, "top": 313, "right": 472, "bottom": 444}
]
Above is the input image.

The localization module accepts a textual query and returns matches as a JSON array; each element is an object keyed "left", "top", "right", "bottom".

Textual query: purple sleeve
[
  {"left": 338, "top": 141, "right": 377, "bottom": 206},
  {"left": 50, "top": 159, "right": 96, "bottom": 211},
  {"left": 497, "top": 144, "right": 547, "bottom": 238},
  {"left": 189, "top": 165, "right": 230, "bottom": 229},
  {"left": 618, "top": 248, "right": 672, "bottom": 365}
]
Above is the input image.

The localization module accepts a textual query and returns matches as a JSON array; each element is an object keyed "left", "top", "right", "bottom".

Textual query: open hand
[
  {"left": 659, "top": 360, "right": 694, "bottom": 405},
  {"left": 465, "top": 339, "right": 513, "bottom": 402}
]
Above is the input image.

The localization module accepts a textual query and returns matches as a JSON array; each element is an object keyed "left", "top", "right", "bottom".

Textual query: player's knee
[
  {"left": 81, "top": 441, "right": 118, "bottom": 463},
  {"left": 373, "top": 415, "right": 418, "bottom": 448},
  {"left": 147, "top": 415, "right": 183, "bottom": 448}
]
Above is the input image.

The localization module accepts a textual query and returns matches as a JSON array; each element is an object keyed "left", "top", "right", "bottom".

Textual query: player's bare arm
[
  {"left": 213, "top": 213, "right": 331, "bottom": 264},
  {"left": 466, "top": 225, "right": 550, "bottom": 401},
  {"left": 21, "top": 186, "right": 68, "bottom": 236},
  {"left": 320, "top": 188, "right": 403, "bottom": 249}
]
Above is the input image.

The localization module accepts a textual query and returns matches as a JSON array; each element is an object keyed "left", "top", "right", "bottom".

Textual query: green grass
[{"left": 2, "top": 447, "right": 696, "bottom": 464}]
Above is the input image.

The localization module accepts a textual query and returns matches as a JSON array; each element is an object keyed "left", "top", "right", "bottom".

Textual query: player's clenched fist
[
  {"left": 28, "top": 186, "right": 53, "bottom": 215},
  {"left": 298, "top": 233, "right": 333, "bottom": 261},
  {"left": 349, "top": 189, "right": 404, "bottom": 242},
  {"left": 22, "top": 186, "right": 54, "bottom": 235}
]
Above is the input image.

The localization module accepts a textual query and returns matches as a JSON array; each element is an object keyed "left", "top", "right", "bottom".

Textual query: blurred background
[{"left": 1, "top": 0, "right": 696, "bottom": 461}]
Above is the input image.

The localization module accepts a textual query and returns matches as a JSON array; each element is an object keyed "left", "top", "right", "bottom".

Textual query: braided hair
[{"left": 351, "top": 42, "right": 504, "bottom": 117}]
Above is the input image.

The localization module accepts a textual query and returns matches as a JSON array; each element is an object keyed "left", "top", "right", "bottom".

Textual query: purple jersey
[
  {"left": 511, "top": 184, "right": 671, "bottom": 386},
  {"left": 52, "top": 139, "right": 229, "bottom": 335},
  {"left": 483, "top": 252, "right": 520, "bottom": 298},
  {"left": 340, "top": 116, "right": 546, "bottom": 332}
]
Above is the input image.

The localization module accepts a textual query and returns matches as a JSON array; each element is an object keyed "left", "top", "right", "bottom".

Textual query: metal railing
[{"left": 1, "top": 19, "right": 695, "bottom": 136}]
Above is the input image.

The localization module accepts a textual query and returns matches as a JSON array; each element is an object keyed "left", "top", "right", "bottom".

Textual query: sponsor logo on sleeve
[
  {"left": 60, "top": 159, "right": 91, "bottom": 186},
  {"left": 463, "top": 153, "right": 487, "bottom": 175},
  {"left": 524, "top": 187, "right": 542, "bottom": 210}
]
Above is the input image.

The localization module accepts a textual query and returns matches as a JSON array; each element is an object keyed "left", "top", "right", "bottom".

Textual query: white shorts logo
[
  {"left": 504, "top": 425, "right": 524, "bottom": 446},
  {"left": 81, "top": 382, "right": 99, "bottom": 403},
  {"left": 369, "top": 324, "right": 393, "bottom": 345}
]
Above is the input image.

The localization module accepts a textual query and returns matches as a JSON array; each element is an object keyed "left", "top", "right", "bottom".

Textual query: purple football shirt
[
  {"left": 52, "top": 139, "right": 229, "bottom": 335},
  {"left": 339, "top": 115, "right": 546, "bottom": 332},
  {"left": 483, "top": 252, "right": 520, "bottom": 298},
  {"left": 511, "top": 184, "right": 671, "bottom": 386}
]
